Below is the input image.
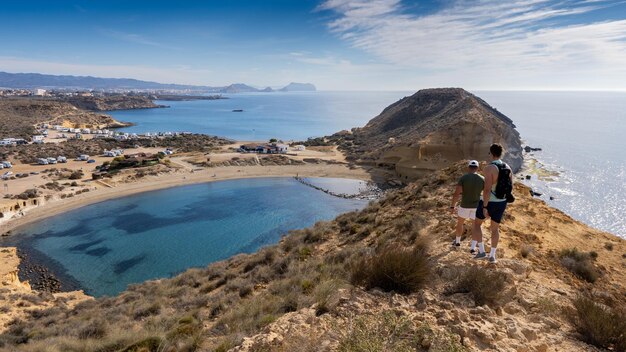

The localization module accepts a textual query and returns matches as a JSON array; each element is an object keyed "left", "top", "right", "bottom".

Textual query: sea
[
  {"left": 2, "top": 178, "right": 367, "bottom": 297},
  {"left": 3, "top": 90, "right": 624, "bottom": 296}
]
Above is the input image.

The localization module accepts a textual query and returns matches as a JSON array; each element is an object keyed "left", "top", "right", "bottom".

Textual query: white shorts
[{"left": 457, "top": 207, "right": 476, "bottom": 220}]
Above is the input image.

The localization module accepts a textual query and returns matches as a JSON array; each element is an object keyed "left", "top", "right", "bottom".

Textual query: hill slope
[
  {"left": 1, "top": 163, "right": 624, "bottom": 351},
  {"left": 333, "top": 88, "right": 522, "bottom": 180}
]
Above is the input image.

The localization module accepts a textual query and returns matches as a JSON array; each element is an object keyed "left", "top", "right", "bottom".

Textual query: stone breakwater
[{"left": 293, "top": 176, "right": 383, "bottom": 200}]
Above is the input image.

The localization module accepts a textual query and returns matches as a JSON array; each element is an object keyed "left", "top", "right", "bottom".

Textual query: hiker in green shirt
[{"left": 450, "top": 160, "right": 484, "bottom": 248}]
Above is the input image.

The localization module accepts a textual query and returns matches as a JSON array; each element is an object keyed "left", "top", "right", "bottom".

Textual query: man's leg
[
  {"left": 455, "top": 217, "right": 464, "bottom": 244},
  {"left": 489, "top": 221, "right": 500, "bottom": 261},
  {"left": 472, "top": 218, "right": 485, "bottom": 256}
]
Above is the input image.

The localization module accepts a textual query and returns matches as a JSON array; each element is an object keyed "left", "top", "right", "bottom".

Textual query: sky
[{"left": 1, "top": 0, "right": 626, "bottom": 90}]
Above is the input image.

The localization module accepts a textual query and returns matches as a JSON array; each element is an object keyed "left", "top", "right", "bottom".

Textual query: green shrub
[
  {"left": 351, "top": 240, "right": 430, "bottom": 294},
  {"left": 559, "top": 248, "right": 599, "bottom": 283},
  {"left": 567, "top": 296, "right": 626, "bottom": 352},
  {"left": 452, "top": 266, "right": 507, "bottom": 306}
]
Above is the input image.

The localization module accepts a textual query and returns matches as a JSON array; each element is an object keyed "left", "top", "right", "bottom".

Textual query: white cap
[{"left": 468, "top": 160, "right": 479, "bottom": 167}]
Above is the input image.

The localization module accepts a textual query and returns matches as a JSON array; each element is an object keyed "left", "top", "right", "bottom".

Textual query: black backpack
[{"left": 493, "top": 162, "right": 515, "bottom": 203}]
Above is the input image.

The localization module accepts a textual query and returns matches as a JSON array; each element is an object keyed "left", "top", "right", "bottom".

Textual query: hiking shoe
[
  {"left": 451, "top": 241, "right": 461, "bottom": 248},
  {"left": 470, "top": 248, "right": 477, "bottom": 255},
  {"left": 474, "top": 252, "right": 488, "bottom": 259},
  {"left": 489, "top": 256, "right": 498, "bottom": 264}
]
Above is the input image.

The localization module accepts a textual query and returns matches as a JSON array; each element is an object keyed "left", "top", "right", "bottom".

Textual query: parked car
[
  {"left": 37, "top": 158, "right": 49, "bottom": 165},
  {"left": 1, "top": 171, "right": 13, "bottom": 179},
  {"left": 1, "top": 161, "right": 12, "bottom": 168},
  {"left": 57, "top": 156, "right": 67, "bottom": 163},
  {"left": 47, "top": 157, "right": 57, "bottom": 164},
  {"left": 30, "top": 171, "right": 40, "bottom": 175},
  {"left": 87, "top": 159, "right": 96, "bottom": 163}
]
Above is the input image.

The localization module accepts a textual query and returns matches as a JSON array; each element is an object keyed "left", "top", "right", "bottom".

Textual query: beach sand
[{"left": 0, "top": 162, "right": 372, "bottom": 235}]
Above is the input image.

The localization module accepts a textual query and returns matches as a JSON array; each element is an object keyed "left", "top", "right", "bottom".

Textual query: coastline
[{"left": 0, "top": 163, "right": 372, "bottom": 236}]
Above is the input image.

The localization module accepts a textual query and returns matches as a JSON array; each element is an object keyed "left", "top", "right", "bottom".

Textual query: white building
[{"left": 33, "top": 88, "right": 46, "bottom": 96}]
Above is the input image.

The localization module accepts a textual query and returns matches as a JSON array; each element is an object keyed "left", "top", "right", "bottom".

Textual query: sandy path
[{"left": 0, "top": 163, "right": 372, "bottom": 235}]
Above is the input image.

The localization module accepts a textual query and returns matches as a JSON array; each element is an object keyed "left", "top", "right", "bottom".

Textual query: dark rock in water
[
  {"left": 113, "top": 254, "right": 146, "bottom": 275},
  {"left": 550, "top": 196, "right": 555, "bottom": 200},
  {"left": 524, "top": 146, "right": 542, "bottom": 152},
  {"left": 232, "top": 109, "right": 244, "bottom": 112},
  {"left": 530, "top": 190, "right": 542, "bottom": 197},
  {"left": 525, "top": 175, "right": 532, "bottom": 180}
]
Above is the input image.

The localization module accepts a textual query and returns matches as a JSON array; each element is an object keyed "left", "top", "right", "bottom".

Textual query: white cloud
[
  {"left": 319, "top": 0, "right": 626, "bottom": 89},
  {"left": 97, "top": 28, "right": 178, "bottom": 50}
]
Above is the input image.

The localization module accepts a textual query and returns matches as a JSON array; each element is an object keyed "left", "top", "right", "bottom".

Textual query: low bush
[
  {"left": 68, "top": 170, "right": 84, "bottom": 180},
  {"left": 351, "top": 239, "right": 430, "bottom": 294},
  {"left": 520, "top": 244, "right": 533, "bottom": 258},
  {"left": 338, "top": 312, "right": 414, "bottom": 352},
  {"left": 567, "top": 296, "right": 626, "bottom": 352},
  {"left": 452, "top": 266, "right": 507, "bottom": 306},
  {"left": 77, "top": 319, "right": 107, "bottom": 339},
  {"left": 559, "top": 248, "right": 599, "bottom": 283}
]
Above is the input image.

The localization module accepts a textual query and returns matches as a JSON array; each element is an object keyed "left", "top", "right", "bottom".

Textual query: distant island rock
[
  {"left": 279, "top": 82, "right": 316, "bottom": 92},
  {"left": 218, "top": 83, "right": 261, "bottom": 94}
]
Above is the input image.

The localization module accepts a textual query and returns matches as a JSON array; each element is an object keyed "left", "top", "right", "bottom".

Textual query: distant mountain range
[{"left": 0, "top": 72, "right": 316, "bottom": 93}]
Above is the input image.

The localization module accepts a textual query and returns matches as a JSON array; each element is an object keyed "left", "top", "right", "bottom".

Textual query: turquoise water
[
  {"left": 2, "top": 178, "right": 367, "bottom": 297},
  {"left": 113, "top": 91, "right": 410, "bottom": 141},
  {"left": 111, "top": 91, "right": 626, "bottom": 237}
]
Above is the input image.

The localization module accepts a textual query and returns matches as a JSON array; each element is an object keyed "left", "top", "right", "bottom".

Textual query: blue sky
[{"left": 2, "top": 0, "right": 626, "bottom": 90}]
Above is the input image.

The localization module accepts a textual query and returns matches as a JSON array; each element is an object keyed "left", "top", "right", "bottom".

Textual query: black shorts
[{"left": 476, "top": 200, "right": 507, "bottom": 223}]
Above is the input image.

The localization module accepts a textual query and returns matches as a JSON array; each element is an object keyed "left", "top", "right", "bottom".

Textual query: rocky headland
[
  {"left": 63, "top": 95, "right": 168, "bottom": 111},
  {"left": 318, "top": 88, "right": 522, "bottom": 182},
  {"left": 0, "top": 98, "right": 131, "bottom": 140}
]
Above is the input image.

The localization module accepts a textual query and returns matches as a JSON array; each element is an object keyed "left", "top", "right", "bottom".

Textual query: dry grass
[
  {"left": 451, "top": 266, "right": 508, "bottom": 306},
  {"left": 566, "top": 296, "right": 626, "bottom": 352},
  {"left": 350, "top": 239, "right": 430, "bottom": 294},
  {"left": 559, "top": 248, "right": 600, "bottom": 283},
  {"left": 338, "top": 311, "right": 415, "bottom": 352}
]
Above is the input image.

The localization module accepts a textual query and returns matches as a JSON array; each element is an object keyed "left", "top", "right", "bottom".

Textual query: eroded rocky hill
[
  {"left": 0, "top": 98, "right": 129, "bottom": 140},
  {"left": 330, "top": 88, "right": 522, "bottom": 180}
]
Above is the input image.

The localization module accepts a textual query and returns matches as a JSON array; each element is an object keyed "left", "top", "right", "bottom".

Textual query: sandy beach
[{"left": 0, "top": 162, "right": 372, "bottom": 236}]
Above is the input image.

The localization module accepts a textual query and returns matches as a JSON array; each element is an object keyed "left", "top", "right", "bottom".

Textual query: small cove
[{"left": 1, "top": 177, "right": 368, "bottom": 297}]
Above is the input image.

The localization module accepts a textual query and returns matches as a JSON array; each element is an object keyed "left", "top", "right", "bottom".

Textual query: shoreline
[{"left": 0, "top": 163, "right": 373, "bottom": 236}]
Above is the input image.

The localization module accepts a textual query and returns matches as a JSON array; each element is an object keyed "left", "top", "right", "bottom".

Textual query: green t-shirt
[{"left": 458, "top": 173, "right": 485, "bottom": 208}]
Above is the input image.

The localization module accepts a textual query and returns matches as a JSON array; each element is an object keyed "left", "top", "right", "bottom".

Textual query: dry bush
[
  {"left": 303, "top": 221, "right": 334, "bottom": 243},
  {"left": 559, "top": 248, "right": 600, "bottom": 283},
  {"left": 350, "top": 239, "right": 430, "bottom": 294},
  {"left": 520, "top": 244, "right": 533, "bottom": 258},
  {"left": 337, "top": 311, "right": 415, "bottom": 352},
  {"left": 566, "top": 296, "right": 626, "bottom": 352},
  {"left": 452, "top": 266, "right": 508, "bottom": 306}
]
